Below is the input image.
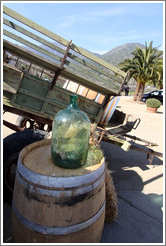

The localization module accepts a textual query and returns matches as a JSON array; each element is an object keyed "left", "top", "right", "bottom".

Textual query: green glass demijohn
[{"left": 51, "top": 94, "right": 91, "bottom": 168}]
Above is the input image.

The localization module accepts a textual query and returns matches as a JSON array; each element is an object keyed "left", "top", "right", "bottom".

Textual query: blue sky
[{"left": 2, "top": 1, "right": 164, "bottom": 54}]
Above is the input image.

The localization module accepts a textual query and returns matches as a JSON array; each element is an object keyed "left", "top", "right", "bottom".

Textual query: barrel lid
[{"left": 19, "top": 139, "right": 104, "bottom": 178}]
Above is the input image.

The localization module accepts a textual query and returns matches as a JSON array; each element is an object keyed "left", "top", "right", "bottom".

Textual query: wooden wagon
[{"left": 3, "top": 6, "right": 162, "bottom": 202}]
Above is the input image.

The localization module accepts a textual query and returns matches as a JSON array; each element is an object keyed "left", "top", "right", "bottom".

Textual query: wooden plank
[
  {"left": 16, "top": 87, "right": 67, "bottom": 112},
  {"left": 3, "top": 94, "right": 50, "bottom": 119},
  {"left": 21, "top": 75, "right": 49, "bottom": 97},
  {"left": 3, "top": 91, "right": 13, "bottom": 103},
  {"left": 14, "top": 92, "right": 44, "bottom": 111},
  {"left": 24, "top": 73, "right": 51, "bottom": 87},
  {"left": 45, "top": 103, "right": 96, "bottom": 122},
  {"left": 50, "top": 87, "right": 100, "bottom": 117},
  {"left": 3, "top": 62, "right": 23, "bottom": 94},
  {"left": 74, "top": 92, "right": 102, "bottom": 108},
  {"left": 3, "top": 97, "right": 53, "bottom": 123},
  {"left": 4, "top": 78, "right": 98, "bottom": 121},
  {"left": 3, "top": 6, "right": 69, "bottom": 46},
  {"left": 65, "top": 61, "right": 121, "bottom": 91},
  {"left": 44, "top": 103, "right": 67, "bottom": 117},
  {"left": 67, "top": 52, "right": 122, "bottom": 84},
  {"left": 4, "top": 40, "right": 119, "bottom": 95},
  {"left": 70, "top": 44, "right": 126, "bottom": 77},
  {"left": 3, "top": 18, "right": 65, "bottom": 56},
  {"left": 3, "top": 39, "right": 60, "bottom": 72},
  {"left": 4, "top": 17, "right": 122, "bottom": 85},
  {"left": 3, "top": 6, "right": 126, "bottom": 77},
  {"left": 3, "top": 96, "right": 53, "bottom": 121},
  {"left": 102, "top": 135, "right": 131, "bottom": 151},
  {"left": 3, "top": 90, "right": 95, "bottom": 124},
  {"left": 3, "top": 40, "right": 117, "bottom": 95},
  {"left": 50, "top": 88, "right": 71, "bottom": 106},
  {"left": 3, "top": 29, "right": 62, "bottom": 63},
  {"left": 14, "top": 87, "right": 66, "bottom": 116},
  {"left": 3, "top": 82, "right": 16, "bottom": 94},
  {"left": 78, "top": 98, "right": 100, "bottom": 117},
  {"left": 61, "top": 67, "right": 119, "bottom": 95},
  {"left": 40, "top": 90, "right": 53, "bottom": 113}
]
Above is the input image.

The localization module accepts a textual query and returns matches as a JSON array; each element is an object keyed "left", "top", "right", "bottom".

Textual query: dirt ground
[
  {"left": 3, "top": 96, "right": 164, "bottom": 243},
  {"left": 116, "top": 96, "right": 163, "bottom": 154},
  {"left": 3, "top": 113, "right": 20, "bottom": 139}
]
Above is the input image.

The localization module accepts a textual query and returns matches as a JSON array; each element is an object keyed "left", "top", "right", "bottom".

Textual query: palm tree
[
  {"left": 119, "top": 42, "right": 163, "bottom": 101},
  {"left": 152, "top": 62, "right": 163, "bottom": 89}
]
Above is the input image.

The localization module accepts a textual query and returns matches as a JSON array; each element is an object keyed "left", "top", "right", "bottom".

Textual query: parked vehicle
[{"left": 142, "top": 89, "right": 163, "bottom": 103}]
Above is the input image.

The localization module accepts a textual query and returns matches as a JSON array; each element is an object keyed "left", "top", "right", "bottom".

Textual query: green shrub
[{"left": 146, "top": 98, "right": 161, "bottom": 108}]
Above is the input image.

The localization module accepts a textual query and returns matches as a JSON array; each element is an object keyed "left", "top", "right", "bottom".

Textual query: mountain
[{"left": 100, "top": 43, "right": 145, "bottom": 66}]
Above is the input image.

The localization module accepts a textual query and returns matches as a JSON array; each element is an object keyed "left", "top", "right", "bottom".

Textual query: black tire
[
  {"left": 16, "top": 116, "right": 36, "bottom": 129},
  {"left": 3, "top": 129, "right": 47, "bottom": 204}
]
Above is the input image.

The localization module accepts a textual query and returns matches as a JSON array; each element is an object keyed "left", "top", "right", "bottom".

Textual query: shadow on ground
[
  {"left": 100, "top": 141, "right": 163, "bottom": 243},
  {"left": 101, "top": 192, "right": 163, "bottom": 243},
  {"left": 101, "top": 141, "right": 163, "bottom": 172}
]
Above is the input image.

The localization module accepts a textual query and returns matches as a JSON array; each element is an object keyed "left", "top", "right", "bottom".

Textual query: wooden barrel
[{"left": 12, "top": 139, "right": 105, "bottom": 243}]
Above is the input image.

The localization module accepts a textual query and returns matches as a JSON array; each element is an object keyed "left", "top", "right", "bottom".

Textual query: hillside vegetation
[{"left": 100, "top": 43, "right": 145, "bottom": 66}]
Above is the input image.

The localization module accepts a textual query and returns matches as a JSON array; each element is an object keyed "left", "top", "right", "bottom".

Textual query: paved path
[{"left": 100, "top": 96, "right": 163, "bottom": 243}]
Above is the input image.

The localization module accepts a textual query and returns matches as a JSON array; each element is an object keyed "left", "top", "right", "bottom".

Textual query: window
[{"left": 151, "top": 91, "right": 159, "bottom": 96}]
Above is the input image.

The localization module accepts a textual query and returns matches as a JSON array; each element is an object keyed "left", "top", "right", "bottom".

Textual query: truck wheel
[
  {"left": 3, "top": 129, "right": 47, "bottom": 204},
  {"left": 16, "top": 116, "right": 35, "bottom": 129},
  {"left": 16, "top": 116, "right": 52, "bottom": 131}
]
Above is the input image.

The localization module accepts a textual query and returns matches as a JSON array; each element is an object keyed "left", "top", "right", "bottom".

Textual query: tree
[
  {"left": 119, "top": 42, "right": 163, "bottom": 101},
  {"left": 152, "top": 62, "right": 163, "bottom": 89}
]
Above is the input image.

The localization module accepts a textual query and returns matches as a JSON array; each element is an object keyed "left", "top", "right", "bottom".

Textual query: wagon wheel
[
  {"left": 34, "top": 121, "right": 52, "bottom": 132},
  {"left": 16, "top": 116, "right": 52, "bottom": 132},
  {"left": 20, "top": 117, "right": 35, "bottom": 129},
  {"left": 3, "top": 129, "right": 47, "bottom": 204},
  {"left": 4, "top": 152, "right": 18, "bottom": 192}
]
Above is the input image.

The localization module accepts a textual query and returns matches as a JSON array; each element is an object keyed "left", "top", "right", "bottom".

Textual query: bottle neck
[{"left": 69, "top": 95, "right": 78, "bottom": 109}]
